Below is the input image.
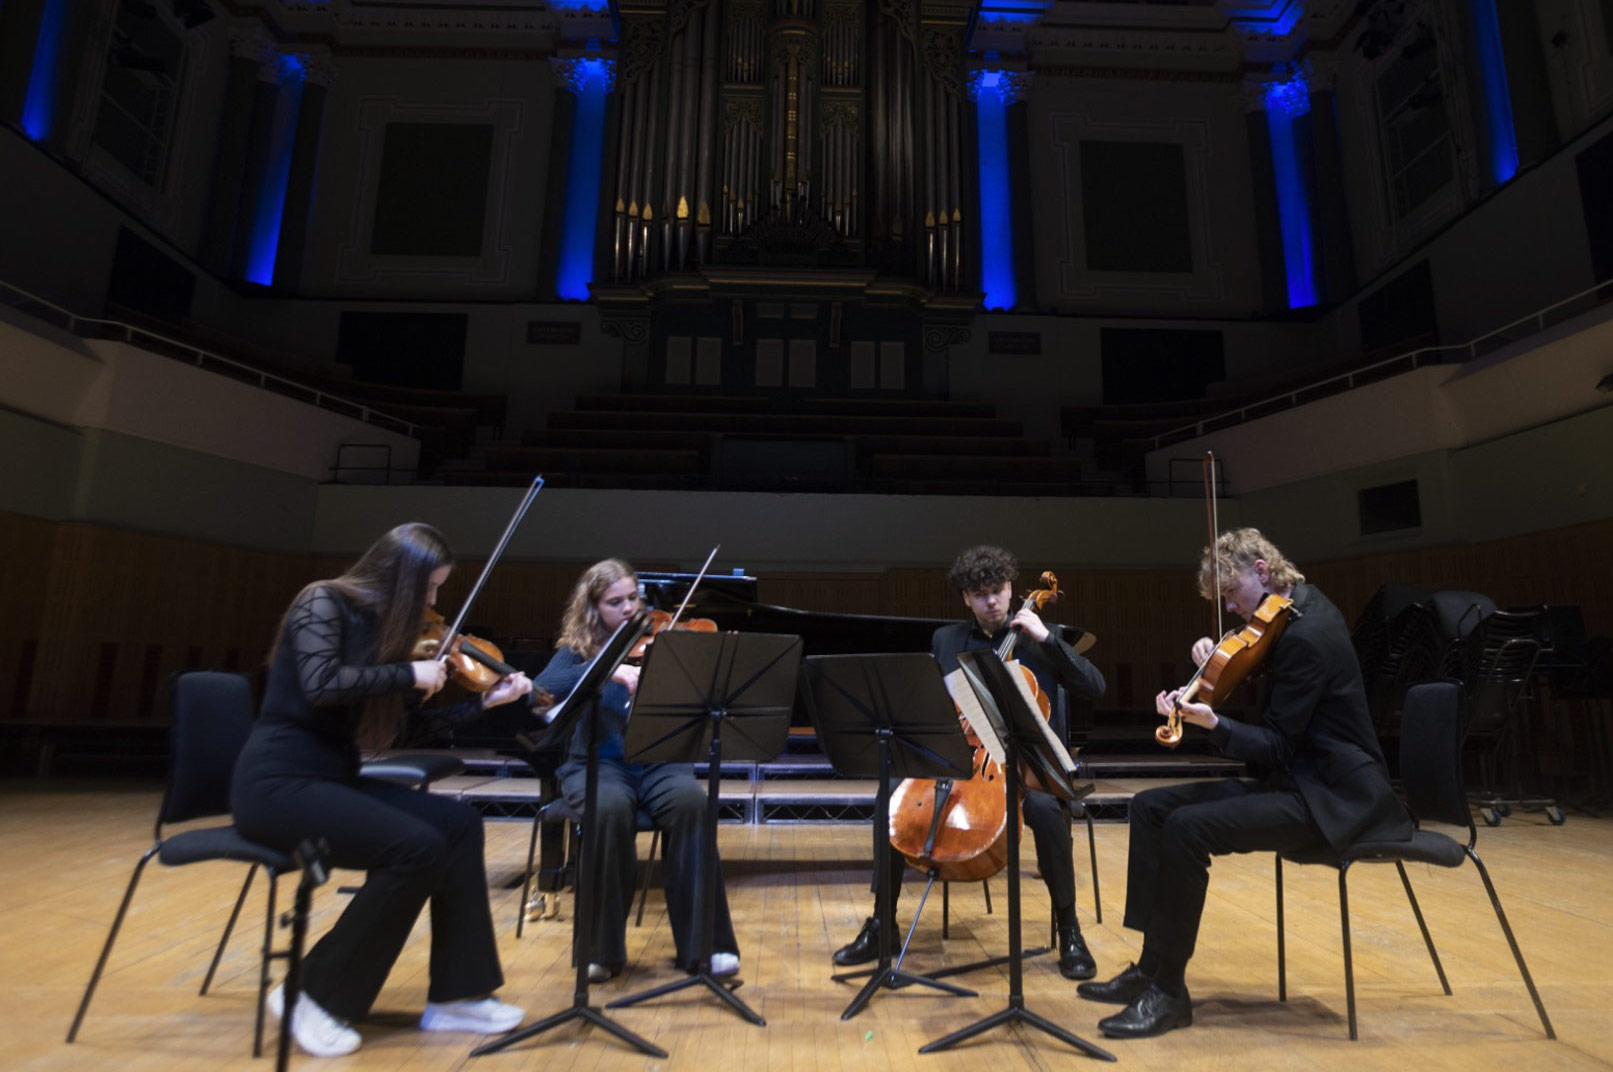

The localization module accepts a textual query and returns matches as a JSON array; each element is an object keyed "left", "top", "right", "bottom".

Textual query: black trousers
[
  {"left": 558, "top": 758, "right": 738, "bottom": 969},
  {"left": 233, "top": 775, "right": 503, "bottom": 1022},
  {"left": 1122, "top": 779, "right": 1323, "bottom": 978},
  {"left": 878, "top": 788, "right": 1077, "bottom": 915}
]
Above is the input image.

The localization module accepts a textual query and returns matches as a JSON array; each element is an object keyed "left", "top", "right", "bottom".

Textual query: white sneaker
[
  {"left": 419, "top": 997, "right": 525, "bottom": 1034},
  {"left": 710, "top": 953, "right": 740, "bottom": 978},
  {"left": 267, "top": 983, "right": 362, "bottom": 1057},
  {"left": 586, "top": 963, "right": 613, "bottom": 984}
]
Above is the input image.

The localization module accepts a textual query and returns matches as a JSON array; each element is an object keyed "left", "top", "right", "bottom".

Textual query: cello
[{"left": 887, "top": 572, "right": 1062, "bottom": 882}]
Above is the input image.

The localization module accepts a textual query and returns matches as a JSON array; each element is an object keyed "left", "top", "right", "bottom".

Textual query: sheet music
[
  {"left": 944, "top": 668, "right": 1005, "bottom": 767},
  {"left": 1004, "top": 666, "right": 1080, "bottom": 776}
]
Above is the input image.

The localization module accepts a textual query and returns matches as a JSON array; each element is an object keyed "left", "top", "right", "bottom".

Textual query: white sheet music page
[
  {"left": 944, "top": 667, "right": 1005, "bottom": 767},
  {"left": 1005, "top": 665, "right": 1080, "bottom": 775}
]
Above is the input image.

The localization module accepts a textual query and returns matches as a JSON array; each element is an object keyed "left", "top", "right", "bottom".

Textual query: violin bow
[
  {"left": 664, "top": 544, "right": 721, "bottom": 630},
  {"left": 1203, "top": 451, "right": 1223, "bottom": 642},
  {"left": 434, "top": 475, "right": 544, "bottom": 664}
]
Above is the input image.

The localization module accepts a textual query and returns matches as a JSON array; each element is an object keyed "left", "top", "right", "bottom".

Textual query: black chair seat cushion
[
  {"left": 361, "top": 752, "right": 467, "bottom": 786},
  {"left": 160, "top": 825, "right": 296, "bottom": 872},
  {"left": 1282, "top": 829, "right": 1466, "bottom": 871}
]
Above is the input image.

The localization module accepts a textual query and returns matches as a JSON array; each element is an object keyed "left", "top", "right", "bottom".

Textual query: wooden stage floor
[{"left": 3, "top": 780, "right": 1608, "bottom": 1072}]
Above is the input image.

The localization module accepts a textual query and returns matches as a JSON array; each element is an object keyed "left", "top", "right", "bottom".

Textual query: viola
[
  {"left": 415, "top": 607, "right": 520, "bottom": 693},
  {"left": 1156, "top": 592, "right": 1293, "bottom": 747},
  {"left": 888, "top": 572, "right": 1061, "bottom": 881}
]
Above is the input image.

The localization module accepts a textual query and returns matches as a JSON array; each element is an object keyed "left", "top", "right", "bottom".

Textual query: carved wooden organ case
[{"left": 606, "top": 0, "right": 977, "bottom": 290}]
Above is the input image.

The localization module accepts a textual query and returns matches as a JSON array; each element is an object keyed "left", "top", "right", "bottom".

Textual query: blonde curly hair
[{"left": 1196, "top": 527, "right": 1304, "bottom": 600}]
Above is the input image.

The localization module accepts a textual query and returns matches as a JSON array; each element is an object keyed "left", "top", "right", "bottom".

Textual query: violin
[
  {"left": 888, "top": 572, "right": 1061, "bottom": 881},
  {"left": 627, "top": 607, "right": 718, "bottom": 660},
  {"left": 627, "top": 543, "right": 722, "bottom": 661},
  {"left": 415, "top": 607, "right": 521, "bottom": 693},
  {"left": 1155, "top": 592, "right": 1293, "bottom": 747}
]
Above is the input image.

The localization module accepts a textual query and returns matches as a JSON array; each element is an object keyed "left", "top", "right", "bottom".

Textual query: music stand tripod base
[
  {"left": 607, "top": 631, "right": 803, "bottom": 1027},
  {"left": 471, "top": 613, "right": 667, "bottom": 1061},
  {"left": 919, "top": 650, "right": 1115, "bottom": 1061}
]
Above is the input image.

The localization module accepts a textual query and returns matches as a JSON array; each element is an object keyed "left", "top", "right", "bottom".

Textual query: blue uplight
[
  {"left": 1264, "top": 70, "right": 1316, "bottom": 309},
  {"left": 972, "top": 70, "right": 1014, "bottom": 311},
  {"left": 21, "top": 0, "right": 69, "bottom": 141},
  {"left": 556, "top": 58, "right": 611, "bottom": 301},
  {"left": 244, "top": 56, "right": 306, "bottom": 286},
  {"left": 1469, "top": 0, "right": 1518, "bottom": 185}
]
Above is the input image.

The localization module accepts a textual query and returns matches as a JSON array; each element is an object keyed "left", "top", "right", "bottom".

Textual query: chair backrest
[
  {"left": 1398, "top": 681, "right": 1471, "bottom": 829},
  {"left": 1429, "top": 591, "right": 1498, "bottom": 643},
  {"left": 159, "top": 670, "right": 256, "bottom": 826}
]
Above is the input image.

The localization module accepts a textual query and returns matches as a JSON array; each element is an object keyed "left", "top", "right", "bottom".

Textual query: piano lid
[{"left": 636, "top": 570, "right": 1095, "bottom": 655}]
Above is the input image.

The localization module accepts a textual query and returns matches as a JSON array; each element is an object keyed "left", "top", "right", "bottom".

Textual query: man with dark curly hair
[{"left": 832, "top": 545, "right": 1107, "bottom": 981}]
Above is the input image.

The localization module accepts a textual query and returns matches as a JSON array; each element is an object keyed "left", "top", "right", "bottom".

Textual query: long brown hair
[
  {"left": 276, "top": 522, "right": 454, "bottom": 748},
  {"left": 556, "top": 558, "right": 637, "bottom": 660}
]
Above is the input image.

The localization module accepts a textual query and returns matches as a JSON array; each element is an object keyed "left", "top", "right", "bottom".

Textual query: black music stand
[
  {"left": 276, "top": 839, "right": 329, "bottom": 1072},
  {"left": 799, "top": 653, "right": 982, "bottom": 1020},
  {"left": 471, "top": 612, "right": 667, "bottom": 1060},
  {"left": 918, "top": 650, "right": 1113, "bottom": 1059},
  {"left": 605, "top": 630, "right": 803, "bottom": 1026}
]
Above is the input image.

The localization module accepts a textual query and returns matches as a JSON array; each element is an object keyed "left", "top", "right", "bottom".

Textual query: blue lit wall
[
  {"left": 556, "top": 59, "right": 610, "bottom": 301},
  {"left": 1469, "top": 0, "right": 1518, "bottom": 185},
  {"left": 21, "top": 0, "right": 69, "bottom": 141},
  {"left": 972, "top": 71, "right": 1014, "bottom": 311},
  {"left": 244, "top": 56, "right": 305, "bottom": 286},
  {"left": 1265, "top": 74, "right": 1317, "bottom": 309}
]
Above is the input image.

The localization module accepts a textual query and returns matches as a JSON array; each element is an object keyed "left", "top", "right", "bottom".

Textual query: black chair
[
  {"left": 1456, "top": 608, "right": 1556, "bottom": 825},
  {"left": 517, "top": 794, "right": 663, "bottom": 937},
  {"left": 1274, "top": 680, "right": 1555, "bottom": 1041},
  {"left": 67, "top": 670, "right": 296, "bottom": 1056}
]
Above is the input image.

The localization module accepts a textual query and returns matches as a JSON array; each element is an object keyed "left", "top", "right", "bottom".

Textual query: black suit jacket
[{"left": 1207, "top": 583, "right": 1412, "bottom": 850}]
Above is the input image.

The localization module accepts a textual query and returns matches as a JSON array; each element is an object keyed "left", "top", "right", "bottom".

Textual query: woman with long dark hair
[
  {"left": 534, "top": 558, "right": 740, "bottom": 982},
  {"left": 232, "top": 523, "right": 532, "bottom": 1057}
]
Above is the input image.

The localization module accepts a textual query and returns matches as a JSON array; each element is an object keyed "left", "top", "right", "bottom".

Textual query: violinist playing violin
[
  {"left": 833, "top": 545, "right": 1106, "bottom": 980},
  {"left": 1079, "top": 527, "right": 1411, "bottom": 1039},
  {"left": 532, "top": 559, "right": 741, "bottom": 984},
  {"left": 231, "top": 523, "right": 533, "bottom": 1057}
]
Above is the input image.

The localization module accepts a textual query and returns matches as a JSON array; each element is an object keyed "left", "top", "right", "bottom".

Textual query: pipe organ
[{"left": 604, "top": 0, "right": 976, "bottom": 291}]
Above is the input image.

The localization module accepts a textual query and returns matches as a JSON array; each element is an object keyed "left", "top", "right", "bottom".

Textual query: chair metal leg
[
  {"left": 1392, "top": 861, "right": 1450, "bottom": 995},
  {"left": 201, "top": 866, "right": 257, "bottom": 995},
  {"left": 981, "top": 879, "right": 992, "bottom": 915},
  {"left": 254, "top": 873, "right": 279, "bottom": 1058},
  {"left": 67, "top": 848, "right": 156, "bottom": 1042},
  {"left": 1275, "top": 856, "right": 1286, "bottom": 1003},
  {"left": 1466, "top": 848, "right": 1556, "bottom": 1039},
  {"left": 517, "top": 812, "right": 542, "bottom": 939},
  {"left": 1337, "top": 864, "right": 1357, "bottom": 1041},
  {"left": 942, "top": 881, "right": 949, "bottom": 938},
  {"left": 634, "top": 829, "right": 660, "bottom": 927},
  {"left": 1083, "top": 809, "right": 1102, "bottom": 923}
]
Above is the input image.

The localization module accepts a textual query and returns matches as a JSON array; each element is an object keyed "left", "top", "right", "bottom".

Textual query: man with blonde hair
[{"left": 1077, "top": 528, "right": 1410, "bottom": 1038}]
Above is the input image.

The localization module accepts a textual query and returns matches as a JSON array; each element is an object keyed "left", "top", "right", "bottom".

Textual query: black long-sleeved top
[
  {"left": 930, "top": 619, "right": 1106, "bottom": 717},
  {"left": 236, "top": 585, "right": 476, "bottom": 785}
]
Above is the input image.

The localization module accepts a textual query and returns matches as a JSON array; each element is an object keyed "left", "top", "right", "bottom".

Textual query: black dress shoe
[
  {"left": 1098, "top": 984, "right": 1192, "bottom": 1039},
  {"left": 832, "top": 916, "right": 882, "bottom": 966},
  {"left": 1076, "top": 962, "right": 1153, "bottom": 1004},
  {"left": 1057, "top": 925, "right": 1097, "bottom": 980}
]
